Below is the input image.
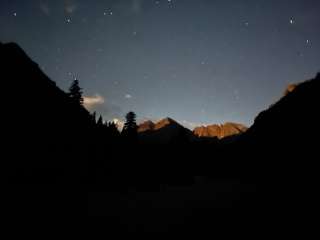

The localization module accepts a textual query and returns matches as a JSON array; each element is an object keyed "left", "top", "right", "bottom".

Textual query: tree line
[{"left": 68, "top": 79, "right": 138, "bottom": 142}]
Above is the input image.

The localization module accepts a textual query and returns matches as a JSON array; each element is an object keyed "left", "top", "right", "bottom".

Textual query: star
[
  {"left": 125, "top": 94, "right": 132, "bottom": 99},
  {"left": 289, "top": 18, "right": 295, "bottom": 24},
  {"left": 66, "top": 18, "right": 71, "bottom": 23},
  {"left": 13, "top": 12, "right": 17, "bottom": 17}
]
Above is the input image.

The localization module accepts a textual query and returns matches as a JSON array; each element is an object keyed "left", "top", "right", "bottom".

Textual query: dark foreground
[{"left": 1, "top": 42, "right": 319, "bottom": 234}]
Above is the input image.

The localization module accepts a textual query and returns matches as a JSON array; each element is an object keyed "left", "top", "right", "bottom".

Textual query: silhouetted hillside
[
  {"left": 1, "top": 42, "right": 93, "bottom": 140},
  {"left": 230, "top": 74, "right": 320, "bottom": 227},
  {"left": 241, "top": 73, "right": 320, "bottom": 153},
  {"left": 1, "top": 42, "right": 100, "bottom": 187},
  {"left": 218, "top": 74, "right": 320, "bottom": 179}
]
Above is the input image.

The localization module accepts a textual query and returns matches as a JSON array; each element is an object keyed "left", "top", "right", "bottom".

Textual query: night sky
[{"left": 1, "top": 0, "right": 319, "bottom": 128}]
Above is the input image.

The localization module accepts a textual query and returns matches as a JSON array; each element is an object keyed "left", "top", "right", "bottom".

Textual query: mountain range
[
  {"left": 193, "top": 122, "right": 247, "bottom": 139},
  {"left": 137, "top": 118, "right": 247, "bottom": 144},
  {"left": 138, "top": 118, "right": 195, "bottom": 144}
]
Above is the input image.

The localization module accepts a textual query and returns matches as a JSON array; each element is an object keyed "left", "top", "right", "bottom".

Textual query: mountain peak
[
  {"left": 159, "top": 117, "right": 177, "bottom": 124},
  {"left": 154, "top": 117, "right": 180, "bottom": 130},
  {"left": 138, "top": 120, "right": 155, "bottom": 132},
  {"left": 284, "top": 83, "right": 299, "bottom": 96},
  {"left": 193, "top": 122, "right": 247, "bottom": 139},
  {"left": 2, "top": 42, "right": 28, "bottom": 56}
]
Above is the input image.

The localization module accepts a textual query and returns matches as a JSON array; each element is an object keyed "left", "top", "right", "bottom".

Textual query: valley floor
[{"left": 88, "top": 179, "right": 257, "bottom": 232}]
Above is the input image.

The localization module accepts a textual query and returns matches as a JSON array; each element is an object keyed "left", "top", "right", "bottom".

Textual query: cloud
[
  {"left": 83, "top": 94, "right": 105, "bottom": 110},
  {"left": 64, "top": 0, "right": 77, "bottom": 14},
  {"left": 83, "top": 94, "right": 124, "bottom": 123}
]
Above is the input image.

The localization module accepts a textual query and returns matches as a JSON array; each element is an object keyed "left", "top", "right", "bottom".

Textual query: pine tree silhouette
[
  {"left": 68, "top": 79, "right": 83, "bottom": 105},
  {"left": 97, "top": 115, "right": 104, "bottom": 126},
  {"left": 122, "top": 111, "right": 138, "bottom": 141},
  {"left": 105, "top": 121, "right": 120, "bottom": 138},
  {"left": 91, "top": 111, "right": 97, "bottom": 124}
]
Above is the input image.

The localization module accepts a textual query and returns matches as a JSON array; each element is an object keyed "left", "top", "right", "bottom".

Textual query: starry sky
[{"left": 1, "top": 0, "right": 319, "bottom": 128}]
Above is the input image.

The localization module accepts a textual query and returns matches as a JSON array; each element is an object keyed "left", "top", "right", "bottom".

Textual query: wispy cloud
[
  {"left": 83, "top": 94, "right": 123, "bottom": 123},
  {"left": 83, "top": 94, "right": 105, "bottom": 110}
]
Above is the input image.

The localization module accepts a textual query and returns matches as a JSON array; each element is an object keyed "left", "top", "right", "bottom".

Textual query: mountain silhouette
[
  {"left": 1, "top": 42, "right": 93, "bottom": 138},
  {"left": 1, "top": 42, "right": 97, "bottom": 187},
  {"left": 1, "top": 42, "right": 102, "bottom": 218},
  {"left": 219, "top": 74, "right": 320, "bottom": 177},
  {"left": 138, "top": 118, "right": 195, "bottom": 144},
  {"left": 241, "top": 74, "right": 320, "bottom": 151},
  {"left": 229, "top": 74, "right": 320, "bottom": 226}
]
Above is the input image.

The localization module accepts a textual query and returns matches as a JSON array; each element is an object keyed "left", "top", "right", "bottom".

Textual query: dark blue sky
[{"left": 1, "top": 0, "right": 319, "bottom": 127}]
